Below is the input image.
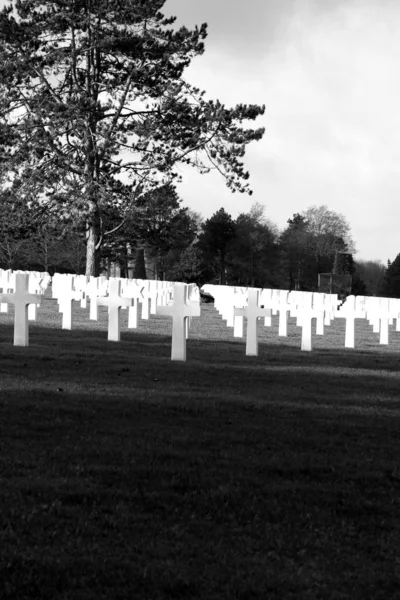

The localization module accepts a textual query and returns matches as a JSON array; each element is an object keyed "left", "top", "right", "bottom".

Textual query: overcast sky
[
  {"left": 2, "top": 0, "right": 398, "bottom": 262},
  {"left": 163, "top": 0, "right": 400, "bottom": 263}
]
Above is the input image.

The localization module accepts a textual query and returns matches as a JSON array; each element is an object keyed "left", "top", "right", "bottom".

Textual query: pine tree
[
  {"left": 279, "top": 214, "right": 316, "bottom": 290},
  {"left": 0, "top": 0, "right": 265, "bottom": 275},
  {"left": 380, "top": 254, "right": 400, "bottom": 297},
  {"left": 197, "top": 208, "right": 236, "bottom": 284},
  {"left": 133, "top": 248, "right": 147, "bottom": 280},
  {"left": 228, "top": 204, "right": 278, "bottom": 288},
  {"left": 332, "top": 251, "right": 354, "bottom": 275}
]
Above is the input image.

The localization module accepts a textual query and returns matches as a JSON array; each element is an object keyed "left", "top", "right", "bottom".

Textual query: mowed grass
[{"left": 1, "top": 289, "right": 400, "bottom": 599}]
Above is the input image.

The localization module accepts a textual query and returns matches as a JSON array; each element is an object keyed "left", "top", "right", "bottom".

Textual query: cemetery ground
[{"left": 1, "top": 292, "right": 400, "bottom": 600}]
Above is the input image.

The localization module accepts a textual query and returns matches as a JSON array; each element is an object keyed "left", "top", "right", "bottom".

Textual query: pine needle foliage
[{"left": 0, "top": 0, "right": 265, "bottom": 275}]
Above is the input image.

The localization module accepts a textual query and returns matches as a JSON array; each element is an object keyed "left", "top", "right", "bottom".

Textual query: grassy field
[{"left": 1, "top": 290, "right": 400, "bottom": 599}]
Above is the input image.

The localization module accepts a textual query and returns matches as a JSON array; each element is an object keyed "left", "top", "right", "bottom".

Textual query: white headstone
[
  {"left": 0, "top": 273, "right": 43, "bottom": 346},
  {"left": 234, "top": 288, "right": 272, "bottom": 356},
  {"left": 97, "top": 279, "right": 133, "bottom": 341},
  {"left": 56, "top": 276, "right": 83, "bottom": 330},
  {"left": 260, "top": 289, "right": 272, "bottom": 327},
  {"left": 298, "top": 292, "right": 314, "bottom": 351},
  {"left": 157, "top": 283, "right": 201, "bottom": 361}
]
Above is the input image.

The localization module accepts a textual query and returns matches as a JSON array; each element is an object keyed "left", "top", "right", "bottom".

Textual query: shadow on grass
[
  {"left": 1, "top": 385, "right": 400, "bottom": 599},
  {"left": 2, "top": 297, "right": 400, "bottom": 598},
  {"left": 1, "top": 324, "right": 400, "bottom": 415},
  {"left": 1, "top": 312, "right": 400, "bottom": 598}
]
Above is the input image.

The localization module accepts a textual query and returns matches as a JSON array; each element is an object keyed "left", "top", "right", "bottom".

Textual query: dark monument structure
[
  {"left": 318, "top": 251, "right": 353, "bottom": 299},
  {"left": 318, "top": 273, "right": 352, "bottom": 297}
]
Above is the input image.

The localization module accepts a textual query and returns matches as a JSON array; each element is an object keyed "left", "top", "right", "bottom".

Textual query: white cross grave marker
[
  {"left": 122, "top": 279, "right": 145, "bottom": 329},
  {"left": 277, "top": 290, "right": 290, "bottom": 337},
  {"left": 313, "top": 293, "right": 326, "bottom": 336},
  {"left": 27, "top": 272, "right": 48, "bottom": 321},
  {"left": 296, "top": 292, "right": 314, "bottom": 351},
  {"left": 233, "top": 288, "right": 247, "bottom": 338},
  {"left": 138, "top": 280, "right": 151, "bottom": 319},
  {"left": 157, "top": 283, "right": 201, "bottom": 361},
  {"left": 86, "top": 276, "right": 100, "bottom": 320},
  {"left": 378, "top": 297, "right": 390, "bottom": 345},
  {"left": 0, "top": 269, "right": 13, "bottom": 313},
  {"left": 337, "top": 295, "right": 366, "bottom": 348},
  {"left": 366, "top": 297, "right": 381, "bottom": 334},
  {"left": 260, "top": 289, "right": 272, "bottom": 327},
  {"left": 0, "top": 273, "right": 43, "bottom": 346},
  {"left": 234, "top": 288, "right": 272, "bottom": 356},
  {"left": 57, "top": 276, "right": 84, "bottom": 330},
  {"left": 97, "top": 279, "right": 133, "bottom": 342}
]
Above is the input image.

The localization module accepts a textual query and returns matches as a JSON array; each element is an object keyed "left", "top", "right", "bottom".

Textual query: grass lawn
[{"left": 1, "top": 290, "right": 400, "bottom": 599}]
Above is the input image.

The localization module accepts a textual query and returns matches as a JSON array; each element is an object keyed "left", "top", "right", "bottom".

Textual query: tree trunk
[
  {"left": 126, "top": 243, "right": 135, "bottom": 279},
  {"left": 133, "top": 247, "right": 147, "bottom": 279},
  {"left": 296, "top": 264, "right": 302, "bottom": 291},
  {"left": 85, "top": 216, "right": 101, "bottom": 277},
  {"left": 43, "top": 239, "right": 49, "bottom": 272},
  {"left": 144, "top": 246, "right": 157, "bottom": 280},
  {"left": 157, "top": 252, "right": 165, "bottom": 282},
  {"left": 250, "top": 251, "right": 255, "bottom": 287},
  {"left": 220, "top": 250, "right": 226, "bottom": 285}
]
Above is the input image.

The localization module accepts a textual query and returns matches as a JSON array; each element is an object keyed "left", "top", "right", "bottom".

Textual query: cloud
[
  {"left": 164, "top": 0, "right": 400, "bottom": 262},
  {"left": 164, "top": 0, "right": 297, "bottom": 59}
]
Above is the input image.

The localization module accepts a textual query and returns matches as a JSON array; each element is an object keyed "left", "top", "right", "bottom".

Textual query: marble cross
[
  {"left": 0, "top": 273, "right": 43, "bottom": 346},
  {"left": 157, "top": 283, "right": 201, "bottom": 361},
  {"left": 234, "top": 288, "right": 272, "bottom": 356},
  {"left": 58, "top": 276, "right": 84, "bottom": 330},
  {"left": 97, "top": 279, "right": 133, "bottom": 341}
]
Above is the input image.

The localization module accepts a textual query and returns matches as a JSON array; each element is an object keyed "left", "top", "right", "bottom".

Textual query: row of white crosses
[
  {"left": 2, "top": 268, "right": 400, "bottom": 361},
  {"left": 287, "top": 290, "right": 338, "bottom": 351},
  {"left": 49, "top": 273, "right": 201, "bottom": 360},
  {"left": 337, "top": 294, "right": 400, "bottom": 347},
  {"left": 202, "top": 284, "right": 400, "bottom": 355},
  {"left": 0, "top": 270, "right": 201, "bottom": 360},
  {"left": 202, "top": 284, "right": 323, "bottom": 355},
  {"left": 52, "top": 274, "right": 166, "bottom": 331}
]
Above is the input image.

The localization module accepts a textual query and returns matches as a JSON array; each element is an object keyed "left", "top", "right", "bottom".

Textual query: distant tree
[
  {"left": 331, "top": 250, "right": 370, "bottom": 296},
  {"left": 328, "top": 251, "right": 354, "bottom": 298},
  {"left": 0, "top": 190, "right": 40, "bottom": 269},
  {"left": 101, "top": 183, "right": 198, "bottom": 279},
  {"left": 354, "top": 260, "right": 385, "bottom": 296},
  {"left": 132, "top": 185, "right": 198, "bottom": 279},
  {"left": 379, "top": 254, "right": 400, "bottom": 298},
  {"left": 351, "top": 274, "right": 367, "bottom": 296},
  {"left": 186, "top": 209, "right": 204, "bottom": 240},
  {"left": 302, "top": 205, "right": 355, "bottom": 254},
  {"left": 21, "top": 224, "right": 62, "bottom": 274},
  {"left": 228, "top": 202, "right": 279, "bottom": 287},
  {"left": 313, "top": 233, "right": 348, "bottom": 273},
  {"left": 166, "top": 245, "right": 214, "bottom": 285},
  {"left": 0, "top": 184, "right": 91, "bottom": 273},
  {"left": 278, "top": 205, "right": 354, "bottom": 291},
  {"left": 129, "top": 185, "right": 194, "bottom": 247},
  {"left": 56, "top": 232, "right": 87, "bottom": 275},
  {"left": 197, "top": 208, "right": 236, "bottom": 284},
  {"left": 279, "top": 214, "right": 317, "bottom": 290},
  {"left": 332, "top": 251, "right": 355, "bottom": 275}
]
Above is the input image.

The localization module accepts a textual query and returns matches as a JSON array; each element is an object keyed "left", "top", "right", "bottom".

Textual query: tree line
[
  {"left": 167, "top": 202, "right": 389, "bottom": 297},
  {"left": 0, "top": 181, "right": 393, "bottom": 297}
]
